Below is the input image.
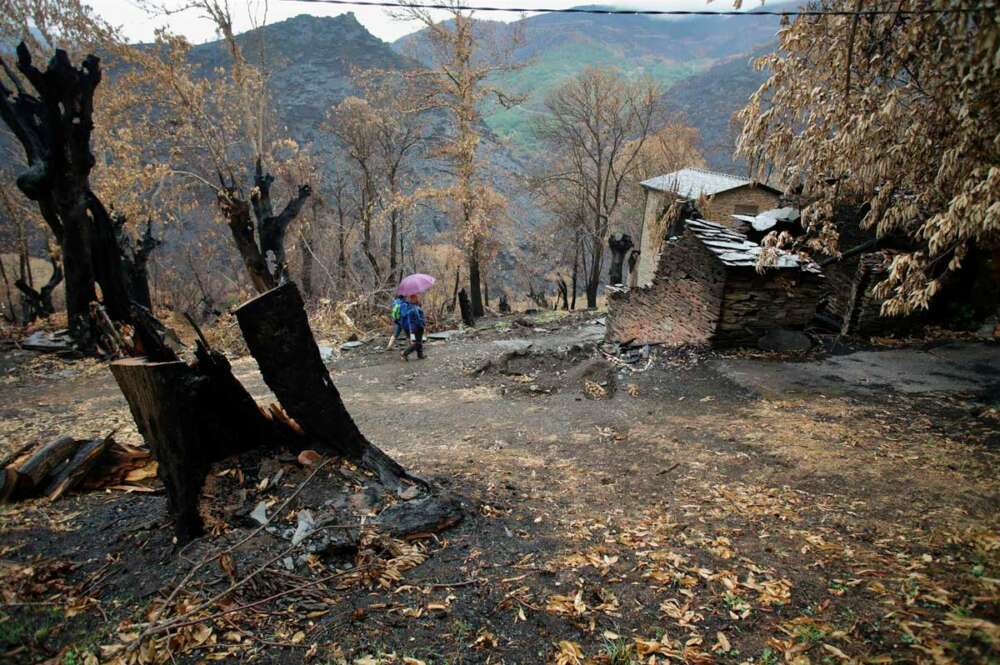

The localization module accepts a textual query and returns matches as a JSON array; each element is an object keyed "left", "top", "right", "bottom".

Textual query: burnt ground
[{"left": 1, "top": 312, "right": 998, "bottom": 665}]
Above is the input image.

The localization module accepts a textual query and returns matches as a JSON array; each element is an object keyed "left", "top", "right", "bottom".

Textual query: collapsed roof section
[
  {"left": 730, "top": 206, "right": 801, "bottom": 232},
  {"left": 685, "top": 219, "right": 821, "bottom": 274}
]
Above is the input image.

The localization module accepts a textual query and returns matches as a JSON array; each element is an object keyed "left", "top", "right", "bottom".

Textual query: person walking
[
  {"left": 401, "top": 294, "right": 426, "bottom": 361},
  {"left": 386, "top": 294, "right": 406, "bottom": 351}
]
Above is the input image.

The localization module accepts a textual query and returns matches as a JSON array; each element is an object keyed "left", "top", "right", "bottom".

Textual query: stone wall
[
  {"left": 822, "top": 252, "right": 897, "bottom": 335},
  {"left": 634, "top": 186, "right": 782, "bottom": 289},
  {"left": 606, "top": 232, "right": 727, "bottom": 345},
  {"left": 714, "top": 271, "right": 823, "bottom": 347},
  {"left": 701, "top": 186, "right": 781, "bottom": 225}
]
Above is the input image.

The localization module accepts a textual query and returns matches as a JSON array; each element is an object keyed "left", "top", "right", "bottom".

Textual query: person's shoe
[
  {"left": 417, "top": 353, "right": 425, "bottom": 360},
  {"left": 401, "top": 352, "right": 408, "bottom": 362}
]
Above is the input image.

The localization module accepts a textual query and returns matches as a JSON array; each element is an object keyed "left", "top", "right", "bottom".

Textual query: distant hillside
[
  {"left": 664, "top": 49, "right": 773, "bottom": 175},
  {"left": 187, "top": 13, "right": 417, "bottom": 147},
  {"left": 393, "top": 6, "right": 786, "bottom": 150},
  {"left": 178, "top": 13, "right": 538, "bottom": 244}
]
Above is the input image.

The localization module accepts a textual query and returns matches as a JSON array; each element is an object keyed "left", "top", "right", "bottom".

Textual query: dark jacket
[{"left": 400, "top": 302, "right": 425, "bottom": 332}]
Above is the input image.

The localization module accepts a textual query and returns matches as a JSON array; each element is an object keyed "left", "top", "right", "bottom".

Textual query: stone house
[
  {"left": 606, "top": 219, "right": 823, "bottom": 348},
  {"left": 634, "top": 168, "right": 782, "bottom": 287}
]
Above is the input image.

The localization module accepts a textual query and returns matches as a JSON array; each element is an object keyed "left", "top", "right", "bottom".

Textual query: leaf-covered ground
[{"left": 1, "top": 314, "right": 997, "bottom": 664}]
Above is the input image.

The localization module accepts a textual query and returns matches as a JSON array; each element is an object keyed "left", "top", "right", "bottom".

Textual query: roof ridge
[{"left": 684, "top": 166, "right": 749, "bottom": 182}]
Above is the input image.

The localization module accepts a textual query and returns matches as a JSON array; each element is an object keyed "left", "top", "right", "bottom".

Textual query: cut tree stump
[
  {"left": 14, "top": 436, "right": 80, "bottom": 499},
  {"left": 110, "top": 350, "right": 290, "bottom": 542},
  {"left": 112, "top": 283, "right": 459, "bottom": 546},
  {"left": 235, "top": 282, "right": 420, "bottom": 489},
  {"left": 45, "top": 435, "right": 112, "bottom": 501}
]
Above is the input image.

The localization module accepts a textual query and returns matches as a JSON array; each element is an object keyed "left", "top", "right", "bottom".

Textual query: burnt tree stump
[
  {"left": 458, "top": 288, "right": 475, "bottom": 327},
  {"left": 111, "top": 348, "right": 289, "bottom": 542},
  {"left": 608, "top": 233, "right": 634, "bottom": 285},
  {"left": 235, "top": 283, "right": 420, "bottom": 488}
]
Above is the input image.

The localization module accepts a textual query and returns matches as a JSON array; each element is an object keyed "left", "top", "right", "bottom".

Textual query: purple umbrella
[{"left": 397, "top": 273, "right": 436, "bottom": 296}]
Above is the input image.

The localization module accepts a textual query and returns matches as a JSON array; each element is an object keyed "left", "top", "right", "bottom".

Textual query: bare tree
[
  {"left": 534, "top": 67, "right": 662, "bottom": 308},
  {"left": 328, "top": 74, "right": 426, "bottom": 287},
  {"left": 129, "top": 0, "right": 313, "bottom": 294},
  {"left": 393, "top": 0, "right": 522, "bottom": 317}
]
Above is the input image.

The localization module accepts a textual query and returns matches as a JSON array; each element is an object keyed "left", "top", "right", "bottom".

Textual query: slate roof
[
  {"left": 685, "top": 219, "right": 821, "bottom": 273},
  {"left": 641, "top": 167, "right": 781, "bottom": 198}
]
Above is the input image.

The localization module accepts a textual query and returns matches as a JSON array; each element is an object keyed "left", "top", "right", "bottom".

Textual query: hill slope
[
  {"left": 393, "top": 6, "right": 785, "bottom": 153},
  {"left": 187, "top": 13, "right": 417, "bottom": 147},
  {"left": 664, "top": 49, "right": 772, "bottom": 174}
]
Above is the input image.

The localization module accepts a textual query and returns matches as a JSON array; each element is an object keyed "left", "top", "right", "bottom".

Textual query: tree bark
[
  {"left": 571, "top": 232, "right": 580, "bottom": 310},
  {"left": 468, "top": 239, "right": 484, "bottom": 318},
  {"left": 0, "top": 45, "right": 140, "bottom": 348},
  {"left": 586, "top": 241, "right": 603, "bottom": 309},
  {"left": 111, "top": 345, "right": 287, "bottom": 542},
  {"left": 458, "top": 288, "right": 475, "bottom": 327},
  {"left": 300, "top": 198, "right": 318, "bottom": 298},
  {"left": 219, "top": 159, "right": 311, "bottom": 295},
  {"left": 608, "top": 233, "right": 634, "bottom": 285},
  {"left": 627, "top": 249, "right": 640, "bottom": 288},
  {"left": 14, "top": 436, "right": 80, "bottom": 498},
  {"left": 235, "top": 283, "right": 419, "bottom": 488},
  {"left": 15, "top": 244, "right": 62, "bottom": 321},
  {"left": 45, "top": 434, "right": 111, "bottom": 501},
  {"left": 115, "top": 218, "right": 160, "bottom": 311}
]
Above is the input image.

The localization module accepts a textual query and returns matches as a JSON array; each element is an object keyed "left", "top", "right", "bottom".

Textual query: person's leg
[
  {"left": 415, "top": 328, "right": 425, "bottom": 359},
  {"left": 403, "top": 329, "right": 417, "bottom": 359}
]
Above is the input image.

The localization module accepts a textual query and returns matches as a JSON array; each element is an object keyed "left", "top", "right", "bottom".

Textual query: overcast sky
[{"left": 87, "top": 0, "right": 738, "bottom": 44}]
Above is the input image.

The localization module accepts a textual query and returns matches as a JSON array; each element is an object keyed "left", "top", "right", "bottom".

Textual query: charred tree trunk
[
  {"left": 586, "top": 242, "right": 603, "bottom": 310},
  {"left": 498, "top": 294, "right": 511, "bottom": 314},
  {"left": 458, "top": 288, "right": 475, "bottom": 327},
  {"left": 218, "top": 159, "right": 311, "bottom": 295},
  {"left": 450, "top": 268, "right": 460, "bottom": 313},
  {"left": 300, "top": 198, "right": 319, "bottom": 299},
  {"left": 45, "top": 434, "right": 111, "bottom": 501},
  {"left": 111, "top": 343, "right": 291, "bottom": 542},
  {"left": 14, "top": 436, "right": 79, "bottom": 499},
  {"left": 571, "top": 231, "right": 580, "bottom": 311},
  {"left": 557, "top": 275, "right": 569, "bottom": 311},
  {"left": 15, "top": 243, "right": 62, "bottom": 321},
  {"left": 253, "top": 159, "right": 311, "bottom": 288},
  {"left": 627, "top": 249, "right": 640, "bottom": 288},
  {"left": 608, "top": 233, "right": 633, "bottom": 286},
  {"left": 115, "top": 218, "right": 160, "bottom": 311},
  {"left": 390, "top": 215, "right": 398, "bottom": 287},
  {"left": 468, "top": 238, "right": 484, "bottom": 318},
  {"left": 0, "top": 45, "right": 142, "bottom": 348},
  {"left": 337, "top": 214, "right": 348, "bottom": 289},
  {"left": 235, "top": 283, "right": 420, "bottom": 488}
]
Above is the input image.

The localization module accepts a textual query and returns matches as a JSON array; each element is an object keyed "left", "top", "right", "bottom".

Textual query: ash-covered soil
[{"left": 1, "top": 312, "right": 997, "bottom": 664}]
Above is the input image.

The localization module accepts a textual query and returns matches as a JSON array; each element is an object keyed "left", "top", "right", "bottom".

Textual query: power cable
[{"left": 281, "top": 0, "right": 997, "bottom": 18}]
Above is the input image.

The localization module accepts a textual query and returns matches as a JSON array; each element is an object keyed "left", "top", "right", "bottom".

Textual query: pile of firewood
[{"left": 0, "top": 434, "right": 155, "bottom": 503}]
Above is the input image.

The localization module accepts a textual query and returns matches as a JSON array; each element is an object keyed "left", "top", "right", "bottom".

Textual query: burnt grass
[{"left": 1, "top": 313, "right": 998, "bottom": 664}]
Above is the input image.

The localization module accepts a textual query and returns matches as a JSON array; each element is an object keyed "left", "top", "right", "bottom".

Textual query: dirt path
[{"left": 1, "top": 320, "right": 997, "bottom": 664}]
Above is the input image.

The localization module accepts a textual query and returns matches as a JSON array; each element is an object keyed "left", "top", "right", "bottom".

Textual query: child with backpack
[
  {"left": 401, "top": 294, "right": 426, "bottom": 361},
  {"left": 386, "top": 295, "right": 407, "bottom": 351}
]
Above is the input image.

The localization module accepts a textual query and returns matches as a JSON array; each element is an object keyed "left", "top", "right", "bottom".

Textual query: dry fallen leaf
[{"left": 298, "top": 449, "right": 322, "bottom": 466}]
